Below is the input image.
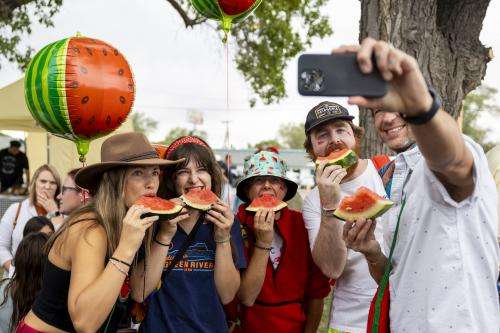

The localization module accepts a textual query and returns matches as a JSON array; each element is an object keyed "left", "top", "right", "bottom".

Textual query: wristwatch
[
  {"left": 46, "top": 210, "right": 61, "bottom": 219},
  {"left": 399, "top": 87, "right": 442, "bottom": 125}
]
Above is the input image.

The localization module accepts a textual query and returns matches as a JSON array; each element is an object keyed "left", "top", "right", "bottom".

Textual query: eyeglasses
[{"left": 62, "top": 186, "right": 80, "bottom": 194}]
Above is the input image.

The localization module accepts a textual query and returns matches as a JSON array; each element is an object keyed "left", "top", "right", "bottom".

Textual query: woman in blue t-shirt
[{"left": 131, "top": 136, "right": 246, "bottom": 333}]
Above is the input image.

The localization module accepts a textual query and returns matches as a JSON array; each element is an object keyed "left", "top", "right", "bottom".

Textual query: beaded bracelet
[{"left": 215, "top": 235, "right": 231, "bottom": 244}]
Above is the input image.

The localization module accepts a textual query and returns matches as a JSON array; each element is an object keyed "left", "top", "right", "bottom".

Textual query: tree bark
[
  {"left": 0, "top": 0, "right": 31, "bottom": 21},
  {"left": 358, "top": 0, "right": 493, "bottom": 157}
]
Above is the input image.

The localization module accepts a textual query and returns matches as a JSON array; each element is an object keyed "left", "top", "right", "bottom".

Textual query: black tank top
[
  {"left": 31, "top": 219, "right": 130, "bottom": 332},
  {"left": 32, "top": 260, "right": 75, "bottom": 332}
]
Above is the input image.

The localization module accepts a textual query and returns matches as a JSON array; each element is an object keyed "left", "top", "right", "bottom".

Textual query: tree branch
[{"left": 166, "top": 0, "right": 207, "bottom": 28}]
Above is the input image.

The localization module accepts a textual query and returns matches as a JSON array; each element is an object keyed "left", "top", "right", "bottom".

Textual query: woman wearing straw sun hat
[
  {"left": 20, "top": 132, "right": 188, "bottom": 333},
  {"left": 234, "top": 150, "right": 330, "bottom": 333}
]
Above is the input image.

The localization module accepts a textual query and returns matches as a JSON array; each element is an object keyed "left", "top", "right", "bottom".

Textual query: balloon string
[
  {"left": 81, "top": 158, "right": 88, "bottom": 205},
  {"left": 224, "top": 40, "right": 231, "bottom": 206}
]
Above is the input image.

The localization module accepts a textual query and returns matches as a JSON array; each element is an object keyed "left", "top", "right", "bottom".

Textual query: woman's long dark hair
[
  {"left": 23, "top": 216, "right": 55, "bottom": 237},
  {"left": 0, "top": 232, "right": 49, "bottom": 331}
]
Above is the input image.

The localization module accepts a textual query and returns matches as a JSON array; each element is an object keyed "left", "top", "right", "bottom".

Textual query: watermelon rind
[
  {"left": 333, "top": 198, "right": 394, "bottom": 221},
  {"left": 315, "top": 149, "right": 358, "bottom": 169},
  {"left": 181, "top": 189, "right": 219, "bottom": 211}
]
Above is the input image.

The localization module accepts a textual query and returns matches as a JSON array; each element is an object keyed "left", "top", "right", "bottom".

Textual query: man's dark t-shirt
[{"left": 0, "top": 148, "right": 29, "bottom": 191}]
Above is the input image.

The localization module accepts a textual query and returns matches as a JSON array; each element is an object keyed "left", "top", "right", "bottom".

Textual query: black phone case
[{"left": 298, "top": 53, "right": 388, "bottom": 97}]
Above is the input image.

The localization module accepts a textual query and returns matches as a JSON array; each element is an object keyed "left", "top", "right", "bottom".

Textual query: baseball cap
[{"left": 304, "top": 101, "right": 354, "bottom": 134}]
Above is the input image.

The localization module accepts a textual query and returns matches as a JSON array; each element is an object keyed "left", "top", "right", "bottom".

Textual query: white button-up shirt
[{"left": 383, "top": 137, "right": 499, "bottom": 332}]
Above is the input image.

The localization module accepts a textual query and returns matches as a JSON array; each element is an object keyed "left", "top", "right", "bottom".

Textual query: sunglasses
[{"left": 62, "top": 186, "right": 81, "bottom": 194}]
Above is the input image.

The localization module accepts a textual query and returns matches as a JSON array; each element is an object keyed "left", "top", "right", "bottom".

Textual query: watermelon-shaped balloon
[
  {"left": 190, "top": 0, "right": 263, "bottom": 38},
  {"left": 24, "top": 35, "right": 135, "bottom": 162},
  {"left": 246, "top": 194, "right": 287, "bottom": 212},
  {"left": 334, "top": 187, "right": 394, "bottom": 221}
]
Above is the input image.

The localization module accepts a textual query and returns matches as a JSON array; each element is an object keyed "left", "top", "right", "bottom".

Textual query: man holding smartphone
[
  {"left": 301, "top": 101, "right": 388, "bottom": 333},
  {"left": 339, "top": 38, "right": 499, "bottom": 331}
]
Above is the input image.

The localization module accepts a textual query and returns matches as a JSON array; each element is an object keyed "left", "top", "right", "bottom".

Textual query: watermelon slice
[
  {"left": 135, "top": 196, "right": 182, "bottom": 218},
  {"left": 334, "top": 187, "right": 394, "bottom": 221},
  {"left": 181, "top": 188, "right": 219, "bottom": 211},
  {"left": 315, "top": 149, "right": 358, "bottom": 169},
  {"left": 246, "top": 194, "right": 287, "bottom": 212}
]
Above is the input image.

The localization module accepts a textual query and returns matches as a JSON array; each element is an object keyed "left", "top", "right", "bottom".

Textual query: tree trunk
[
  {"left": 358, "top": 0, "right": 493, "bottom": 158},
  {"left": 0, "top": 0, "right": 31, "bottom": 21}
]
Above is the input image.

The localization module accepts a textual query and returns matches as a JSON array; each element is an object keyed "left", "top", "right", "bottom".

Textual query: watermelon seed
[
  {"left": 119, "top": 96, "right": 126, "bottom": 104},
  {"left": 86, "top": 47, "right": 93, "bottom": 55},
  {"left": 80, "top": 66, "right": 88, "bottom": 74},
  {"left": 102, "top": 49, "right": 108, "bottom": 56},
  {"left": 81, "top": 96, "right": 89, "bottom": 104},
  {"left": 69, "top": 81, "right": 79, "bottom": 89},
  {"left": 118, "top": 68, "right": 124, "bottom": 75},
  {"left": 114, "top": 49, "right": 119, "bottom": 56},
  {"left": 72, "top": 47, "right": 80, "bottom": 53}
]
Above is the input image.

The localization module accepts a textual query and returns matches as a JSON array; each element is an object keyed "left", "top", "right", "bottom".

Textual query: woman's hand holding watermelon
[
  {"left": 253, "top": 209, "right": 275, "bottom": 248},
  {"left": 118, "top": 205, "right": 159, "bottom": 258},
  {"left": 316, "top": 162, "right": 347, "bottom": 210},
  {"left": 157, "top": 198, "right": 190, "bottom": 242},
  {"left": 342, "top": 218, "right": 381, "bottom": 257},
  {"left": 207, "top": 201, "right": 234, "bottom": 242}
]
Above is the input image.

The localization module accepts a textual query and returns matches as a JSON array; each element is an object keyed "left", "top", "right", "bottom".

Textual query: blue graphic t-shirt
[{"left": 140, "top": 217, "right": 246, "bottom": 333}]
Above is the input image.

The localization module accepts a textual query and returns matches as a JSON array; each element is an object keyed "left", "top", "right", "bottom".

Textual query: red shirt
[{"left": 236, "top": 205, "right": 331, "bottom": 333}]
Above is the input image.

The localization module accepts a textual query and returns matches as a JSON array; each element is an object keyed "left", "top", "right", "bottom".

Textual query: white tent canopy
[{"left": 0, "top": 78, "right": 134, "bottom": 179}]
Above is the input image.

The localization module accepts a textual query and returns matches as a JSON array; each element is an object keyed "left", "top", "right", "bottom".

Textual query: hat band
[
  {"left": 166, "top": 136, "right": 209, "bottom": 158},
  {"left": 118, "top": 150, "right": 159, "bottom": 162}
]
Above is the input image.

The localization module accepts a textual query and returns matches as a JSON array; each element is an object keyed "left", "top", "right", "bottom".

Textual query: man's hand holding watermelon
[{"left": 315, "top": 162, "right": 347, "bottom": 211}]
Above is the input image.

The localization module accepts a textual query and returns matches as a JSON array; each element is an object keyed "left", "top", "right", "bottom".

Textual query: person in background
[
  {"left": 57, "top": 168, "right": 88, "bottom": 218},
  {"left": 235, "top": 150, "right": 330, "bottom": 333},
  {"left": 0, "top": 232, "right": 49, "bottom": 333},
  {"left": 218, "top": 160, "right": 237, "bottom": 212},
  {"left": 486, "top": 145, "right": 500, "bottom": 243},
  {"left": 0, "top": 141, "right": 29, "bottom": 193},
  {"left": 22, "top": 217, "right": 54, "bottom": 237},
  {"left": 0, "top": 164, "right": 60, "bottom": 277}
]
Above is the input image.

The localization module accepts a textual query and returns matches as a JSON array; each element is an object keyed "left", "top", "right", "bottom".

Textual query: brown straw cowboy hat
[{"left": 75, "top": 132, "right": 183, "bottom": 193}]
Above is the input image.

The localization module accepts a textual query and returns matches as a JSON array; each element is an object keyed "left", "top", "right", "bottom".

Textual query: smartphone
[{"left": 298, "top": 53, "right": 388, "bottom": 97}]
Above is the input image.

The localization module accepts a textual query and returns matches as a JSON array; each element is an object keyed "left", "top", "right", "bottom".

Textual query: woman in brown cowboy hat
[{"left": 19, "top": 132, "right": 186, "bottom": 333}]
